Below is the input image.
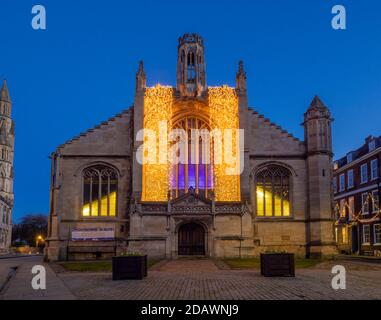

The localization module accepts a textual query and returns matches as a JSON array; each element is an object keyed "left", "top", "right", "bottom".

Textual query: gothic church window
[
  {"left": 256, "top": 165, "right": 291, "bottom": 217},
  {"left": 82, "top": 165, "right": 117, "bottom": 217},
  {"left": 170, "top": 117, "right": 213, "bottom": 199}
]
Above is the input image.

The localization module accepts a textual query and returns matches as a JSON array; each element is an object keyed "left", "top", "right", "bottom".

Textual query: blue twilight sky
[{"left": 0, "top": 0, "right": 380, "bottom": 222}]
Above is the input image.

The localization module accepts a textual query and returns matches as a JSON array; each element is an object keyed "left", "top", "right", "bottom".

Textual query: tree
[{"left": 12, "top": 214, "right": 48, "bottom": 247}]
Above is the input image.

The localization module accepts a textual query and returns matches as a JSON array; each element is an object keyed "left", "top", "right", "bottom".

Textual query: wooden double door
[{"left": 178, "top": 223, "right": 206, "bottom": 256}]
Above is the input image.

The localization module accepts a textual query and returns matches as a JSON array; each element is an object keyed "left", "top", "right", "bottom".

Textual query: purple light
[
  {"left": 198, "top": 164, "right": 205, "bottom": 189},
  {"left": 188, "top": 164, "right": 196, "bottom": 188}
]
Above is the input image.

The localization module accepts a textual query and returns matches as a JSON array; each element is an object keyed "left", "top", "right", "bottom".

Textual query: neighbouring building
[
  {"left": 333, "top": 135, "right": 381, "bottom": 256},
  {"left": 45, "top": 33, "right": 337, "bottom": 261},
  {"left": 0, "top": 80, "right": 15, "bottom": 254}
]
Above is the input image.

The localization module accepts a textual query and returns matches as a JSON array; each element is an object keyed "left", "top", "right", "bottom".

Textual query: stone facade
[
  {"left": 0, "top": 80, "right": 14, "bottom": 254},
  {"left": 45, "top": 34, "right": 337, "bottom": 261}
]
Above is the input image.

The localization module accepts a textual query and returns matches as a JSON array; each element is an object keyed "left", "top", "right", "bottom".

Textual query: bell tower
[{"left": 176, "top": 33, "right": 206, "bottom": 97}]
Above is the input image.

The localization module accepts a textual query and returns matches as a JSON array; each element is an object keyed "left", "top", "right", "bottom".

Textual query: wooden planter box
[
  {"left": 112, "top": 255, "right": 147, "bottom": 280},
  {"left": 260, "top": 253, "right": 295, "bottom": 277}
]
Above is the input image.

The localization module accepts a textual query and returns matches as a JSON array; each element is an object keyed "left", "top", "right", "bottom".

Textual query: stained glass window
[
  {"left": 256, "top": 166, "right": 291, "bottom": 217},
  {"left": 171, "top": 117, "right": 213, "bottom": 199},
  {"left": 82, "top": 165, "right": 117, "bottom": 217}
]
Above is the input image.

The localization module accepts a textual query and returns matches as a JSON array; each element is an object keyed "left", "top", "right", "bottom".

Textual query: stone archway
[{"left": 178, "top": 222, "right": 206, "bottom": 256}]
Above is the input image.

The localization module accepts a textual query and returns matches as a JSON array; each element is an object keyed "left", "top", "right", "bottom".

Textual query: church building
[
  {"left": 46, "top": 34, "right": 337, "bottom": 261},
  {"left": 0, "top": 80, "right": 15, "bottom": 254}
]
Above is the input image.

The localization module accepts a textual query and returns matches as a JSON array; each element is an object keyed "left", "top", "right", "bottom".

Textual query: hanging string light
[{"left": 335, "top": 192, "right": 380, "bottom": 227}]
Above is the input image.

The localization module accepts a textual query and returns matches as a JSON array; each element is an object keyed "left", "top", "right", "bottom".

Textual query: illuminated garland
[
  {"left": 208, "top": 86, "right": 241, "bottom": 202},
  {"left": 335, "top": 193, "right": 380, "bottom": 226},
  {"left": 142, "top": 85, "right": 173, "bottom": 202}
]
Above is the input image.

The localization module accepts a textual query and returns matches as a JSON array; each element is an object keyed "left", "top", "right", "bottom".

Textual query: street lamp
[{"left": 36, "top": 235, "right": 43, "bottom": 248}]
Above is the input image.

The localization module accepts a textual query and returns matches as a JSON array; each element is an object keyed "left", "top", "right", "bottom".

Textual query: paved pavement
[
  {"left": 1, "top": 257, "right": 380, "bottom": 300},
  {"left": 59, "top": 259, "right": 381, "bottom": 300},
  {"left": 0, "top": 256, "right": 76, "bottom": 300}
]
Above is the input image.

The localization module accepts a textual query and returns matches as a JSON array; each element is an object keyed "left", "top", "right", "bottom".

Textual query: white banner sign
[{"left": 71, "top": 227, "right": 115, "bottom": 241}]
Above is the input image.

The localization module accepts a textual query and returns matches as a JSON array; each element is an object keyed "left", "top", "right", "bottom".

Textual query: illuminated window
[
  {"left": 372, "top": 190, "right": 379, "bottom": 213},
  {"left": 348, "top": 196, "right": 355, "bottom": 220},
  {"left": 341, "top": 226, "right": 348, "bottom": 244},
  {"left": 362, "top": 193, "right": 370, "bottom": 215},
  {"left": 82, "top": 165, "right": 117, "bottom": 217},
  {"left": 340, "top": 199, "right": 346, "bottom": 218},
  {"left": 256, "top": 166, "right": 291, "bottom": 217},
  {"left": 170, "top": 117, "right": 213, "bottom": 199}
]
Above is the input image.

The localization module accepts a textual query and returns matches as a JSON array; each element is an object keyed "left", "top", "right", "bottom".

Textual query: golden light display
[
  {"left": 142, "top": 85, "right": 173, "bottom": 202},
  {"left": 208, "top": 86, "right": 241, "bottom": 202}
]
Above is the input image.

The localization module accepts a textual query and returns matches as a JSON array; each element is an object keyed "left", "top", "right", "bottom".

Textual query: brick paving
[
  {"left": 1, "top": 257, "right": 380, "bottom": 300},
  {"left": 57, "top": 259, "right": 381, "bottom": 300}
]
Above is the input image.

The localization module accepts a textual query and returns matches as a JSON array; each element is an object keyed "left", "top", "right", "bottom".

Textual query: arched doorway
[{"left": 178, "top": 222, "right": 206, "bottom": 256}]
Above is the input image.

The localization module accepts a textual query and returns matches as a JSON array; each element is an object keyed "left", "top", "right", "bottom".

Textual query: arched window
[
  {"left": 256, "top": 165, "right": 291, "bottom": 217},
  {"left": 82, "top": 165, "right": 117, "bottom": 217},
  {"left": 170, "top": 117, "right": 213, "bottom": 199},
  {"left": 187, "top": 52, "right": 195, "bottom": 82}
]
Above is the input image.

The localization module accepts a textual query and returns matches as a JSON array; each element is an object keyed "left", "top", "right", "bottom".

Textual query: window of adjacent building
[
  {"left": 372, "top": 190, "right": 379, "bottom": 213},
  {"left": 374, "top": 224, "right": 381, "bottom": 245},
  {"left": 334, "top": 202, "right": 339, "bottom": 219},
  {"left": 339, "top": 174, "right": 345, "bottom": 192},
  {"left": 256, "top": 166, "right": 291, "bottom": 217},
  {"left": 362, "top": 193, "right": 370, "bottom": 215},
  {"left": 333, "top": 177, "right": 337, "bottom": 194},
  {"left": 348, "top": 196, "right": 355, "bottom": 220},
  {"left": 340, "top": 199, "right": 346, "bottom": 218},
  {"left": 82, "top": 165, "right": 117, "bottom": 217},
  {"left": 347, "top": 170, "right": 354, "bottom": 189},
  {"left": 342, "top": 226, "right": 349, "bottom": 244},
  {"left": 369, "top": 140, "right": 376, "bottom": 152},
  {"left": 362, "top": 225, "right": 371, "bottom": 244},
  {"left": 335, "top": 227, "right": 338, "bottom": 243},
  {"left": 371, "top": 159, "right": 379, "bottom": 180},
  {"left": 347, "top": 153, "right": 353, "bottom": 164},
  {"left": 360, "top": 164, "right": 368, "bottom": 184}
]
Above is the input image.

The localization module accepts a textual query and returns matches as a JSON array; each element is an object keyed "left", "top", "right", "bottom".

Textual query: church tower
[
  {"left": 0, "top": 80, "right": 14, "bottom": 252},
  {"left": 304, "top": 96, "right": 336, "bottom": 258},
  {"left": 176, "top": 33, "right": 206, "bottom": 97}
]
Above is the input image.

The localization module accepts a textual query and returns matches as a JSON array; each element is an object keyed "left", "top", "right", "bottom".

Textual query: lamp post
[{"left": 36, "top": 235, "right": 43, "bottom": 252}]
